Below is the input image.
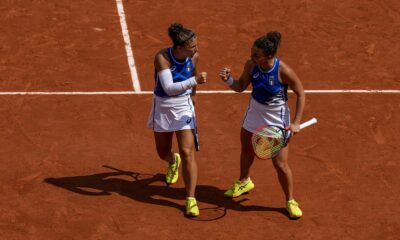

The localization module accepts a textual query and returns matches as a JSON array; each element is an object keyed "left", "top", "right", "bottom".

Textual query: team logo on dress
[
  {"left": 186, "top": 63, "right": 191, "bottom": 72},
  {"left": 186, "top": 117, "right": 192, "bottom": 124},
  {"left": 170, "top": 66, "right": 176, "bottom": 72},
  {"left": 253, "top": 73, "right": 259, "bottom": 79},
  {"left": 269, "top": 76, "right": 275, "bottom": 85}
]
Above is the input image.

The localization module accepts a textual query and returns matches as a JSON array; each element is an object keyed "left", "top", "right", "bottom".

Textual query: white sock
[{"left": 241, "top": 177, "right": 250, "bottom": 183}]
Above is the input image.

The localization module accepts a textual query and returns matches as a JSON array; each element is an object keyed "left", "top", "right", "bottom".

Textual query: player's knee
[
  {"left": 157, "top": 149, "right": 171, "bottom": 160},
  {"left": 179, "top": 147, "right": 193, "bottom": 160},
  {"left": 273, "top": 160, "right": 290, "bottom": 172}
]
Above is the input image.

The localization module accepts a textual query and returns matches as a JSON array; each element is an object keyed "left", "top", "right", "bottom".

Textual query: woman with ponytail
[
  {"left": 219, "top": 32, "right": 305, "bottom": 219},
  {"left": 147, "top": 23, "right": 206, "bottom": 217}
]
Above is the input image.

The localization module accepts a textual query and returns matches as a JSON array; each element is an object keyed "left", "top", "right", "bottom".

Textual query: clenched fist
[
  {"left": 196, "top": 72, "right": 207, "bottom": 84},
  {"left": 219, "top": 67, "right": 231, "bottom": 82}
]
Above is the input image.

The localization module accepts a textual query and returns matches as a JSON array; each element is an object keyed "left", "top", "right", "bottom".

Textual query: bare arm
[
  {"left": 154, "top": 49, "right": 170, "bottom": 71},
  {"left": 219, "top": 60, "right": 254, "bottom": 92},
  {"left": 280, "top": 61, "right": 305, "bottom": 133},
  {"left": 191, "top": 53, "right": 199, "bottom": 105}
]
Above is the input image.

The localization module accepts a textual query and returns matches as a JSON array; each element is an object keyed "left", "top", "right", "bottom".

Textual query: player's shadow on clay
[{"left": 44, "top": 165, "right": 288, "bottom": 220}]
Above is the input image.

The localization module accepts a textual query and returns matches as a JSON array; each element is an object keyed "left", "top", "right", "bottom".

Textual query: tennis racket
[
  {"left": 251, "top": 118, "right": 317, "bottom": 160},
  {"left": 191, "top": 94, "right": 200, "bottom": 151},
  {"left": 194, "top": 117, "right": 200, "bottom": 151}
]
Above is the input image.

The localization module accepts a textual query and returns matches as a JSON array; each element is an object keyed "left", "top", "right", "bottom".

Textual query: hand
[
  {"left": 287, "top": 123, "right": 300, "bottom": 136},
  {"left": 219, "top": 67, "right": 231, "bottom": 81},
  {"left": 196, "top": 72, "right": 207, "bottom": 84}
]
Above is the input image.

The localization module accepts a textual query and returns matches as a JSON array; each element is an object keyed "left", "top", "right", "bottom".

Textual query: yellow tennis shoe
[
  {"left": 185, "top": 197, "right": 199, "bottom": 217},
  {"left": 224, "top": 178, "right": 255, "bottom": 198},
  {"left": 165, "top": 153, "right": 181, "bottom": 184},
  {"left": 287, "top": 199, "right": 303, "bottom": 218}
]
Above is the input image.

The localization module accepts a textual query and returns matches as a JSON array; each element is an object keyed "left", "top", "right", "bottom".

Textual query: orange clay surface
[{"left": 1, "top": 0, "right": 399, "bottom": 239}]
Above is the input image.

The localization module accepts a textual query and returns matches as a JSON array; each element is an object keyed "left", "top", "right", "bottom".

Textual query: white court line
[
  {"left": 0, "top": 90, "right": 399, "bottom": 95},
  {"left": 115, "top": 0, "right": 141, "bottom": 92},
  {"left": 113, "top": 1, "right": 399, "bottom": 96}
]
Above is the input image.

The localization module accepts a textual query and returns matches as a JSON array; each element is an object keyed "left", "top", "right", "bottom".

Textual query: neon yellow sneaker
[
  {"left": 165, "top": 153, "right": 181, "bottom": 184},
  {"left": 185, "top": 197, "right": 199, "bottom": 217},
  {"left": 287, "top": 199, "right": 303, "bottom": 218},
  {"left": 224, "top": 178, "right": 255, "bottom": 198}
]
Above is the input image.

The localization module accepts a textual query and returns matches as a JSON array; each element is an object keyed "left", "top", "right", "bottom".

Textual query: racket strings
[{"left": 252, "top": 127, "right": 285, "bottom": 159}]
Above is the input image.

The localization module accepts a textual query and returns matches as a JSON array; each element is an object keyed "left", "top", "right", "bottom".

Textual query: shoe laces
[
  {"left": 167, "top": 161, "right": 177, "bottom": 175},
  {"left": 187, "top": 199, "right": 197, "bottom": 209},
  {"left": 288, "top": 200, "right": 299, "bottom": 207},
  {"left": 227, "top": 180, "right": 241, "bottom": 191}
]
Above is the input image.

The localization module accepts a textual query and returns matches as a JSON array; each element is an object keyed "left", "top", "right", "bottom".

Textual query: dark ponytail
[
  {"left": 254, "top": 31, "right": 282, "bottom": 56},
  {"left": 168, "top": 23, "right": 196, "bottom": 47}
]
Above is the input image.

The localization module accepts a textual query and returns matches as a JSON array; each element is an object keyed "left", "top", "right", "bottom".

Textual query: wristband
[{"left": 224, "top": 76, "right": 234, "bottom": 86}]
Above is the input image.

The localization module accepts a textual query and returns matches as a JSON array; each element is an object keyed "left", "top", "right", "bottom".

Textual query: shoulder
[
  {"left": 192, "top": 52, "right": 199, "bottom": 65},
  {"left": 278, "top": 60, "right": 294, "bottom": 75},
  {"left": 244, "top": 59, "right": 256, "bottom": 73},
  {"left": 155, "top": 48, "right": 170, "bottom": 62},
  {"left": 278, "top": 60, "right": 300, "bottom": 84},
  {"left": 154, "top": 48, "right": 171, "bottom": 70}
]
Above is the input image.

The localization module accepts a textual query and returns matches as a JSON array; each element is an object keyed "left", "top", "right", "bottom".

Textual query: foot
[
  {"left": 165, "top": 153, "right": 181, "bottom": 184},
  {"left": 224, "top": 178, "right": 255, "bottom": 198},
  {"left": 185, "top": 197, "right": 200, "bottom": 217},
  {"left": 286, "top": 199, "right": 303, "bottom": 218}
]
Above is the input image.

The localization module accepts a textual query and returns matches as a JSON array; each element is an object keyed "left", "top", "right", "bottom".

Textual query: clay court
[{"left": 1, "top": 0, "right": 399, "bottom": 239}]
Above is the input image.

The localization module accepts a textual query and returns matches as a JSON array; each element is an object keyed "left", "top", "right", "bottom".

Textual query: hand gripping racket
[{"left": 251, "top": 118, "right": 317, "bottom": 159}]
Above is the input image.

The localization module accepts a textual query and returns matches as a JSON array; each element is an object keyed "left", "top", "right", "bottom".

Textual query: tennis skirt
[
  {"left": 242, "top": 97, "right": 290, "bottom": 134},
  {"left": 147, "top": 94, "right": 196, "bottom": 132}
]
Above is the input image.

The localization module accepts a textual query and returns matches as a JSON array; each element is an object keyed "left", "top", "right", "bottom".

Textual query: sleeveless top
[
  {"left": 154, "top": 48, "right": 195, "bottom": 97},
  {"left": 250, "top": 58, "right": 288, "bottom": 106}
]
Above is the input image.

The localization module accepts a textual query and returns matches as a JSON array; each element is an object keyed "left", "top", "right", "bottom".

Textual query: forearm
[
  {"left": 191, "top": 85, "right": 197, "bottom": 97},
  {"left": 190, "top": 86, "right": 196, "bottom": 105},
  {"left": 292, "top": 93, "right": 306, "bottom": 124},
  {"left": 225, "top": 76, "right": 246, "bottom": 92},
  {"left": 158, "top": 69, "right": 197, "bottom": 96}
]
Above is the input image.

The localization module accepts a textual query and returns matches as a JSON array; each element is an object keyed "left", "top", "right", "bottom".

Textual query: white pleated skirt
[
  {"left": 147, "top": 95, "right": 195, "bottom": 132},
  {"left": 242, "top": 97, "right": 290, "bottom": 134}
]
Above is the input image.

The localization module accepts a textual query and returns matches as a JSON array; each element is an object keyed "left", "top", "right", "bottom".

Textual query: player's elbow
[
  {"left": 293, "top": 89, "right": 305, "bottom": 98},
  {"left": 235, "top": 84, "right": 247, "bottom": 93},
  {"left": 298, "top": 91, "right": 306, "bottom": 100}
]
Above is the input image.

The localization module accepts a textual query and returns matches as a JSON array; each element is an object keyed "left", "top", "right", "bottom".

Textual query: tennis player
[
  {"left": 147, "top": 23, "right": 206, "bottom": 217},
  {"left": 219, "top": 32, "right": 305, "bottom": 218}
]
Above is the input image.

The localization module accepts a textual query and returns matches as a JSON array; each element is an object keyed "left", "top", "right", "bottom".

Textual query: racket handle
[{"left": 300, "top": 118, "right": 317, "bottom": 129}]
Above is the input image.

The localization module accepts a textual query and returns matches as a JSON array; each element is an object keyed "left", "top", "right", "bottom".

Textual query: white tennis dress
[
  {"left": 147, "top": 48, "right": 196, "bottom": 132},
  {"left": 147, "top": 94, "right": 195, "bottom": 132},
  {"left": 242, "top": 98, "right": 290, "bottom": 133},
  {"left": 242, "top": 58, "right": 290, "bottom": 133}
]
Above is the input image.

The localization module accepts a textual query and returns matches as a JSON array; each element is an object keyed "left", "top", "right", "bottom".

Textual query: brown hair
[
  {"left": 168, "top": 23, "right": 196, "bottom": 47},
  {"left": 254, "top": 31, "right": 282, "bottom": 56}
]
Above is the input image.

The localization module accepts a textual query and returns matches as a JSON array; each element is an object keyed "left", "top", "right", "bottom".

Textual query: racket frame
[{"left": 252, "top": 118, "right": 318, "bottom": 159}]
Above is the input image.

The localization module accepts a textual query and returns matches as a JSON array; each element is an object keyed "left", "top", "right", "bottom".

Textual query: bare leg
[
  {"left": 154, "top": 132, "right": 175, "bottom": 164},
  {"left": 239, "top": 128, "right": 256, "bottom": 181},
  {"left": 272, "top": 144, "right": 294, "bottom": 201},
  {"left": 176, "top": 129, "right": 197, "bottom": 197}
]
